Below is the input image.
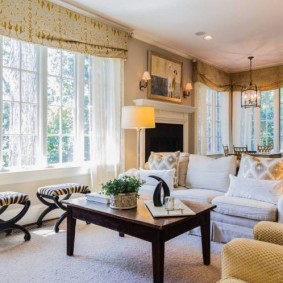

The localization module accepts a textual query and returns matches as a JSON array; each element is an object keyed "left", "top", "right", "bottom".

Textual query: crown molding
[{"left": 133, "top": 31, "right": 193, "bottom": 59}]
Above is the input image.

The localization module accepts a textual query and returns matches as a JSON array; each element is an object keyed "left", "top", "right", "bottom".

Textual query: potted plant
[{"left": 101, "top": 176, "right": 145, "bottom": 209}]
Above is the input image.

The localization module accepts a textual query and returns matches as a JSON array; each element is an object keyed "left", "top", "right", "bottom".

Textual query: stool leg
[
  {"left": 54, "top": 212, "right": 67, "bottom": 233},
  {"left": 37, "top": 204, "right": 57, "bottom": 227},
  {"left": 0, "top": 200, "right": 31, "bottom": 241}
]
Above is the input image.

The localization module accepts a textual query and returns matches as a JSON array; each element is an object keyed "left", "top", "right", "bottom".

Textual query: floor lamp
[{"left": 122, "top": 106, "right": 155, "bottom": 169}]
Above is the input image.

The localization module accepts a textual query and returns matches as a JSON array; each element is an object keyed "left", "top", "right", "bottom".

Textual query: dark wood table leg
[
  {"left": 152, "top": 238, "right": 165, "bottom": 283},
  {"left": 119, "top": 232, "right": 125, "bottom": 237},
  {"left": 200, "top": 212, "right": 211, "bottom": 265},
  {"left": 67, "top": 206, "right": 76, "bottom": 256}
]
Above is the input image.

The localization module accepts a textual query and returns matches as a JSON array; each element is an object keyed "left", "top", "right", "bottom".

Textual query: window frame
[{"left": 0, "top": 36, "right": 92, "bottom": 172}]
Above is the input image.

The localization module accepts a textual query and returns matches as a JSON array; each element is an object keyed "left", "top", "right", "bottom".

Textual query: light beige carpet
[{"left": 0, "top": 221, "right": 222, "bottom": 283}]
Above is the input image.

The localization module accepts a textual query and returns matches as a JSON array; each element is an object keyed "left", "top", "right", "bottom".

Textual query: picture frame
[{"left": 148, "top": 51, "right": 183, "bottom": 103}]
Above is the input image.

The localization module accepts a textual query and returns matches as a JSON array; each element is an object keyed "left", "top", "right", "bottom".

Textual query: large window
[
  {"left": 206, "top": 90, "right": 222, "bottom": 153},
  {"left": 260, "top": 91, "right": 274, "bottom": 147},
  {"left": 0, "top": 36, "right": 92, "bottom": 170},
  {"left": 197, "top": 83, "right": 229, "bottom": 155},
  {"left": 233, "top": 89, "right": 280, "bottom": 151}
]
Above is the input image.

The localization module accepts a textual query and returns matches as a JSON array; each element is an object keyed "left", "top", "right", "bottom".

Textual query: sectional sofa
[{"left": 128, "top": 152, "right": 283, "bottom": 243}]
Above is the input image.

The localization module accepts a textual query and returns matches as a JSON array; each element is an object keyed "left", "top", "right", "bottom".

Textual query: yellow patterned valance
[
  {"left": 192, "top": 60, "right": 231, "bottom": 92},
  {"left": 231, "top": 65, "right": 283, "bottom": 91},
  {"left": 0, "top": 0, "right": 129, "bottom": 59}
]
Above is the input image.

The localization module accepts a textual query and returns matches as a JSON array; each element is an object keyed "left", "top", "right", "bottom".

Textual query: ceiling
[{"left": 60, "top": 0, "right": 283, "bottom": 73}]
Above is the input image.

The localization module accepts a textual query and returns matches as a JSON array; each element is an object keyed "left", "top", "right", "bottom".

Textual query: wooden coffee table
[{"left": 64, "top": 197, "right": 215, "bottom": 283}]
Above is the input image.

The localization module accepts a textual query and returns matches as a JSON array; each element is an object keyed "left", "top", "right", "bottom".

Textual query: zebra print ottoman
[
  {"left": 0, "top": 191, "right": 31, "bottom": 241},
  {"left": 36, "top": 183, "right": 90, "bottom": 232}
]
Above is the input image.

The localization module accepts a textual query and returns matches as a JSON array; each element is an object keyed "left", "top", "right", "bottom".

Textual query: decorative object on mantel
[
  {"left": 139, "top": 71, "right": 151, "bottom": 90},
  {"left": 101, "top": 176, "right": 145, "bottom": 210},
  {"left": 122, "top": 106, "right": 155, "bottom": 169},
  {"left": 150, "top": 176, "right": 170, "bottom": 206},
  {"left": 241, "top": 56, "right": 261, "bottom": 108},
  {"left": 183, "top": 82, "right": 193, "bottom": 98},
  {"left": 148, "top": 51, "right": 183, "bottom": 103}
]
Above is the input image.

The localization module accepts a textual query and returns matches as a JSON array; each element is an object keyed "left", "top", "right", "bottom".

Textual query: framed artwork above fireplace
[{"left": 148, "top": 51, "right": 183, "bottom": 103}]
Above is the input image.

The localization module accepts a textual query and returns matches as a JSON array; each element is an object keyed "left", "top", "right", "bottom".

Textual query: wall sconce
[
  {"left": 183, "top": 82, "right": 193, "bottom": 98},
  {"left": 140, "top": 71, "right": 151, "bottom": 91}
]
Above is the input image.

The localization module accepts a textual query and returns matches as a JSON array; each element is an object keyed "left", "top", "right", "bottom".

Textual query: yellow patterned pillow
[
  {"left": 148, "top": 151, "right": 180, "bottom": 187},
  {"left": 238, "top": 154, "right": 283, "bottom": 180}
]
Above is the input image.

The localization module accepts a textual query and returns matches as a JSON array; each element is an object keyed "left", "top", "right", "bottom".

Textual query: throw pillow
[
  {"left": 238, "top": 154, "right": 283, "bottom": 180},
  {"left": 226, "top": 174, "right": 283, "bottom": 205},
  {"left": 148, "top": 151, "right": 180, "bottom": 187},
  {"left": 186, "top": 154, "right": 237, "bottom": 192},
  {"left": 139, "top": 168, "right": 176, "bottom": 191},
  {"left": 178, "top": 153, "right": 190, "bottom": 186}
]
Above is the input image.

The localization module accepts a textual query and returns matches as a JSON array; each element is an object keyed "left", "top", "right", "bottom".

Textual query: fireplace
[
  {"left": 145, "top": 123, "right": 183, "bottom": 161},
  {"left": 133, "top": 99, "right": 196, "bottom": 166}
]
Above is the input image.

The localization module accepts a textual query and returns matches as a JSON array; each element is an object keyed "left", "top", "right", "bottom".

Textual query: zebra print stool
[
  {"left": 0, "top": 191, "right": 31, "bottom": 241},
  {"left": 36, "top": 183, "right": 90, "bottom": 232}
]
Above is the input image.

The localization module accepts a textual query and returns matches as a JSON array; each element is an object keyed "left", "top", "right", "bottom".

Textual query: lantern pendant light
[{"left": 241, "top": 56, "right": 260, "bottom": 108}]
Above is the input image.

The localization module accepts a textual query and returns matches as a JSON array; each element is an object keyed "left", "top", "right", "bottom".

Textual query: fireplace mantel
[
  {"left": 134, "top": 99, "right": 196, "bottom": 113},
  {"left": 133, "top": 99, "right": 195, "bottom": 165}
]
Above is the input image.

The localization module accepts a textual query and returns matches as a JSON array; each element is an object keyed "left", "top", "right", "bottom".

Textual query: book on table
[
  {"left": 144, "top": 199, "right": 196, "bottom": 218},
  {"left": 86, "top": 192, "right": 110, "bottom": 204}
]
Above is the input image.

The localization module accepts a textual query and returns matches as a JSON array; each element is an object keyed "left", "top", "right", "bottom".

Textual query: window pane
[
  {"left": 62, "top": 51, "right": 75, "bottom": 78},
  {"left": 48, "top": 48, "right": 61, "bottom": 76},
  {"left": 62, "top": 136, "right": 73, "bottom": 163},
  {"left": 84, "top": 136, "right": 90, "bottom": 161},
  {"left": 3, "top": 68, "right": 20, "bottom": 101},
  {"left": 62, "top": 107, "right": 74, "bottom": 134},
  {"left": 2, "top": 37, "right": 20, "bottom": 68},
  {"left": 21, "top": 42, "right": 38, "bottom": 71},
  {"left": 47, "top": 107, "right": 60, "bottom": 134},
  {"left": 21, "top": 135, "right": 37, "bottom": 167},
  {"left": 3, "top": 135, "right": 21, "bottom": 167},
  {"left": 22, "top": 72, "right": 38, "bottom": 103},
  {"left": 2, "top": 102, "right": 20, "bottom": 134},
  {"left": 48, "top": 76, "right": 61, "bottom": 106},
  {"left": 62, "top": 79, "right": 74, "bottom": 106},
  {"left": 47, "top": 136, "right": 59, "bottom": 164},
  {"left": 21, "top": 103, "right": 37, "bottom": 134}
]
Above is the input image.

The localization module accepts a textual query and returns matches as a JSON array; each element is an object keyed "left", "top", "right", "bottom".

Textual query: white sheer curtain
[
  {"left": 195, "top": 82, "right": 229, "bottom": 155},
  {"left": 90, "top": 57, "right": 124, "bottom": 190},
  {"left": 195, "top": 82, "right": 208, "bottom": 155},
  {"left": 232, "top": 91, "right": 259, "bottom": 150}
]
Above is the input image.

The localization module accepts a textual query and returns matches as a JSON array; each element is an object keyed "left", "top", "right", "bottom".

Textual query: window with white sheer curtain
[
  {"left": 195, "top": 82, "right": 229, "bottom": 155},
  {"left": 232, "top": 90, "right": 280, "bottom": 151},
  {"left": 0, "top": 35, "right": 124, "bottom": 178}
]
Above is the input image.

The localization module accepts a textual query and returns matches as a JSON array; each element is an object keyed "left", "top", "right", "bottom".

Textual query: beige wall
[{"left": 124, "top": 38, "right": 194, "bottom": 169}]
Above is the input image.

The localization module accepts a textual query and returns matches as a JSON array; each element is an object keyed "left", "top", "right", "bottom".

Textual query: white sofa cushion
[
  {"left": 139, "top": 168, "right": 175, "bottom": 191},
  {"left": 171, "top": 189, "right": 224, "bottom": 203},
  {"left": 226, "top": 174, "right": 283, "bottom": 205},
  {"left": 212, "top": 196, "right": 277, "bottom": 221},
  {"left": 186, "top": 154, "right": 237, "bottom": 192}
]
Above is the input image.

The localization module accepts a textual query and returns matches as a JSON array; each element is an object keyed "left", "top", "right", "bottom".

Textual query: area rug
[{"left": 0, "top": 221, "right": 222, "bottom": 283}]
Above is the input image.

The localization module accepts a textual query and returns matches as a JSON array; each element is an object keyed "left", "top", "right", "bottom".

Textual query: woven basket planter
[{"left": 109, "top": 192, "right": 137, "bottom": 210}]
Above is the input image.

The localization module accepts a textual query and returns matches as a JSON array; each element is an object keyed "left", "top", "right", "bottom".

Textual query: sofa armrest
[
  {"left": 221, "top": 238, "right": 283, "bottom": 283},
  {"left": 278, "top": 194, "right": 283, "bottom": 223},
  {"left": 254, "top": 221, "right": 283, "bottom": 245}
]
